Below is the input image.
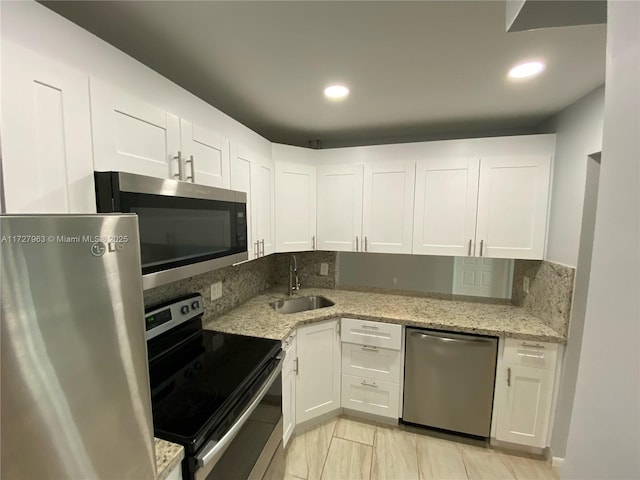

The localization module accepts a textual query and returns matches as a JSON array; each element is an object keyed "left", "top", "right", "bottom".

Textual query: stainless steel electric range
[{"left": 145, "top": 294, "right": 283, "bottom": 480}]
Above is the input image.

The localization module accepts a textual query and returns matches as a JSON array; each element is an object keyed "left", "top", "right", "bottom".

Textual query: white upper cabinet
[
  {"left": 90, "top": 79, "right": 230, "bottom": 188},
  {"left": 317, "top": 164, "right": 364, "bottom": 252},
  {"left": 274, "top": 144, "right": 317, "bottom": 252},
  {"left": 362, "top": 160, "right": 416, "bottom": 254},
  {"left": 90, "top": 77, "right": 180, "bottom": 180},
  {"left": 1, "top": 42, "right": 96, "bottom": 214},
  {"left": 413, "top": 158, "right": 480, "bottom": 256},
  {"left": 230, "top": 142, "right": 275, "bottom": 259},
  {"left": 413, "top": 153, "right": 551, "bottom": 260},
  {"left": 179, "top": 119, "right": 230, "bottom": 189},
  {"left": 475, "top": 156, "right": 551, "bottom": 259}
]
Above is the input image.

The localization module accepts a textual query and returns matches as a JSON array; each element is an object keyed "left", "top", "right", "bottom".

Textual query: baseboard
[
  {"left": 343, "top": 408, "right": 399, "bottom": 426},
  {"left": 489, "top": 438, "right": 546, "bottom": 458},
  {"left": 294, "top": 408, "right": 342, "bottom": 434}
]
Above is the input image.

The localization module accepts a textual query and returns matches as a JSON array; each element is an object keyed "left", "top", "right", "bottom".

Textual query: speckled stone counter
[
  {"left": 202, "top": 288, "right": 565, "bottom": 343},
  {"left": 155, "top": 438, "right": 184, "bottom": 480}
]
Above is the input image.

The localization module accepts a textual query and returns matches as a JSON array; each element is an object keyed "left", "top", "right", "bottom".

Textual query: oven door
[{"left": 194, "top": 355, "right": 284, "bottom": 480}]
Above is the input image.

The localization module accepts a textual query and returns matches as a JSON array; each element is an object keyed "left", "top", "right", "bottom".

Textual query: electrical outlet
[
  {"left": 393, "top": 277, "right": 398, "bottom": 285},
  {"left": 211, "top": 281, "right": 223, "bottom": 300},
  {"left": 319, "top": 263, "right": 329, "bottom": 276},
  {"left": 523, "top": 276, "right": 530, "bottom": 294}
]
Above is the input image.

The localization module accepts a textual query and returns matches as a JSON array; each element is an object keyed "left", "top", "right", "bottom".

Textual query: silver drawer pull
[
  {"left": 361, "top": 324, "right": 379, "bottom": 330},
  {"left": 361, "top": 345, "right": 379, "bottom": 352},
  {"left": 521, "top": 342, "right": 545, "bottom": 349},
  {"left": 361, "top": 380, "right": 378, "bottom": 388},
  {"left": 517, "top": 352, "right": 545, "bottom": 359}
]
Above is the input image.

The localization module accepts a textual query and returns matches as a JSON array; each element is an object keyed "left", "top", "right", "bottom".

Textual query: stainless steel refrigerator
[{"left": 1, "top": 214, "right": 156, "bottom": 479}]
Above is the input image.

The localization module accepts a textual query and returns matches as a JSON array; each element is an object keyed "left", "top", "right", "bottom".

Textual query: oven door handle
[{"left": 196, "top": 353, "right": 284, "bottom": 469}]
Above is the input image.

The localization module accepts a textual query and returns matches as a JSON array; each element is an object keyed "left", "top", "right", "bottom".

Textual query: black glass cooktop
[{"left": 147, "top": 319, "right": 280, "bottom": 453}]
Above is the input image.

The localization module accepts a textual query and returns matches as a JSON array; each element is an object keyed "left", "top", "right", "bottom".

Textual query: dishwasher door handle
[{"left": 409, "top": 331, "right": 493, "bottom": 345}]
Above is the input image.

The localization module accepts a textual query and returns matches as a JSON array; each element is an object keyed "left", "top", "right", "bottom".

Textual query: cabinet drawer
[
  {"left": 342, "top": 343, "right": 401, "bottom": 383},
  {"left": 341, "top": 373, "right": 400, "bottom": 419},
  {"left": 503, "top": 338, "right": 558, "bottom": 370},
  {"left": 341, "top": 318, "right": 402, "bottom": 350}
]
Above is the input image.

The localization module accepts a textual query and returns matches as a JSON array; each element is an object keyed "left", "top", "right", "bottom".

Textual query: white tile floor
[{"left": 264, "top": 417, "right": 559, "bottom": 480}]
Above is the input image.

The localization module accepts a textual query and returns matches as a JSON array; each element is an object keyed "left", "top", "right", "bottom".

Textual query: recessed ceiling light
[
  {"left": 324, "top": 84, "right": 349, "bottom": 100},
  {"left": 508, "top": 61, "right": 545, "bottom": 79}
]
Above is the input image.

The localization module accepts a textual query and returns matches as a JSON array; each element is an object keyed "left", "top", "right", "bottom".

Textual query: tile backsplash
[
  {"left": 512, "top": 260, "right": 575, "bottom": 337},
  {"left": 143, "top": 251, "right": 337, "bottom": 316},
  {"left": 272, "top": 251, "right": 337, "bottom": 289},
  {"left": 143, "top": 255, "right": 277, "bottom": 316}
]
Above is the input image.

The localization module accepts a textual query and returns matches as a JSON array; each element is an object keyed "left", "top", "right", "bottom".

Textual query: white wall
[
  {"left": 0, "top": 1, "right": 272, "bottom": 159},
  {"left": 563, "top": 1, "right": 640, "bottom": 478},
  {"left": 544, "top": 86, "right": 604, "bottom": 268}
]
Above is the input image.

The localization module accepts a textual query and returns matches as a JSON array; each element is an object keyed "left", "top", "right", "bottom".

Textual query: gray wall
[
  {"left": 551, "top": 155, "right": 599, "bottom": 459},
  {"left": 563, "top": 2, "right": 640, "bottom": 477},
  {"left": 337, "top": 252, "right": 455, "bottom": 294},
  {"left": 542, "top": 85, "right": 604, "bottom": 268}
]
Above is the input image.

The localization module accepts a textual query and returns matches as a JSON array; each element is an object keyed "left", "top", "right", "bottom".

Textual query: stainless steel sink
[{"left": 269, "top": 295, "right": 335, "bottom": 314}]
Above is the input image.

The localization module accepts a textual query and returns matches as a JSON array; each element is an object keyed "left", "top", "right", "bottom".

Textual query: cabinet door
[
  {"left": 180, "top": 119, "right": 229, "bottom": 188},
  {"left": 362, "top": 161, "right": 415, "bottom": 254},
  {"left": 90, "top": 78, "right": 180, "bottom": 179},
  {"left": 413, "top": 158, "right": 479, "bottom": 256},
  {"left": 496, "top": 365, "right": 554, "bottom": 447},
  {"left": 253, "top": 155, "right": 275, "bottom": 257},
  {"left": 475, "top": 156, "right": 551, "bottom": 259},
  {"left": 282, "top": 335, "right": 296, "bottom": 448},
  {"left": 1, "top": 41, "right": 95, "bottom": 213},
  {"left": 230, "top": 143, "right": 257, "bottom": 260},
  {"left": 317, "top": 164, "right": 364, "bottom": 252},
  {"left": 275, "top": 160, "right": 317, "bottom": 252},
  {"left": 296, "top": 320, "right": 341, "bottom": 424}
]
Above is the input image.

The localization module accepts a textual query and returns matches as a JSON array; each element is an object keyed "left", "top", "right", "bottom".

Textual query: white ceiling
[{"left": 41, "top": 1, "right": 606, "bottom": 148}]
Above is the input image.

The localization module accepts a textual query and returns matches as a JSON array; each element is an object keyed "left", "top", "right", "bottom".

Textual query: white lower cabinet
[
  {"left": 340, "top": 319, "right": 403, "bottom": 419},
  {"left": 281, "top": 333, "right": 296, "bottom": 448},
  {"left": 494, "top": 338, "right": 560, "bottom": 448},
  {"left": 295, "top": 320, "right": 341, "bottom": 424},
  {"left": 164, "top": 462, "right": 182, "bottom": 480}
]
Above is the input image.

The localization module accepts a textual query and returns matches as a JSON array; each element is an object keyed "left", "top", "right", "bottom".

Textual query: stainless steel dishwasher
[{"left": 403, "top": 328, "right": 498, "bottom": 438}]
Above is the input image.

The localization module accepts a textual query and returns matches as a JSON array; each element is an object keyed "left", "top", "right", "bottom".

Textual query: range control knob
[
  {"left": 192, "top": 301, "right": 200, "bottom": 310},
  {"left": 180, "top": 305, "right": 190, "bottom": 315}
]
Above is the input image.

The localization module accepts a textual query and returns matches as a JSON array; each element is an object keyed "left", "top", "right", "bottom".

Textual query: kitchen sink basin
[{"left": 269, "top": 295, "right": 335, "bottom": 314}]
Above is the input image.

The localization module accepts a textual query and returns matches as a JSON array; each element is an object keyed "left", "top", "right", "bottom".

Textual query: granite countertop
[
  {"left": 155, "top": 438, "right": 184, "bottom": 480},
  {"left": 202, "top": 287, "right": 565, "bottom": 343}
]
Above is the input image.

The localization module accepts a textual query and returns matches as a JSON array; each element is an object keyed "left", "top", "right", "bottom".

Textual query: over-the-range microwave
[{"left": 95, "top": 171, "right": 248, "bottom": 289}]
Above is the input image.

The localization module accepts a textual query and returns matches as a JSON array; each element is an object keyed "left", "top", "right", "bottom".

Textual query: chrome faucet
[{"left": 288, "top": 254, "right": 300, "bottom": 296}]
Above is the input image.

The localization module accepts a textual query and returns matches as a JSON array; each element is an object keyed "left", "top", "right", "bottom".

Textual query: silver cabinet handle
[
  {"left": 196, "top": 356, "right": 284, "bottom": 468},
  {"left": 361, "top": 380, "right": 378, "bottom": 388},
  {"left": 355, "top": 236, "right": 359, "bottom": 252},
  {"left": 364, "top": 236, "right": 368, "bottom": 252},
  {"left": 185, "top": 155, "right": 195, "bottom": 182},
  {"left": 361, "top": 345, "right": 379, "bottom": 352},
  {"left": 480, "top": 239, "right": 484, "bottom": 256},
  {"left": 260, "top": 239, "right": 265, "bottom": 256},
  {"left": 312, "top": 235, "right": 316, "bottom": 250},
  {"left": 173, "top": 151, "right": 183, "bottom": 180},
  {"left": 409, "top": 331, "right": 492, "bottom": 345},
  {"left": 361, "top": 324, "right": 379, "bottom": 330},
  {"left": 294, "top": 358, "right": 299, "bottom": 375},
  {"left": 468, "top": 239, "right": 472, "bottom": 256},
  {"left": 507, "top": 367, "right": 511, "bottom": 387},
  {"left": 254, "top": 241, "right": 259, "bottom": 258},
  {"left": 521, "top": 343, "right": 545, "bottom": 349},
  {"left": 517, "top": 352, "right": 545, "bottom": 359}
]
